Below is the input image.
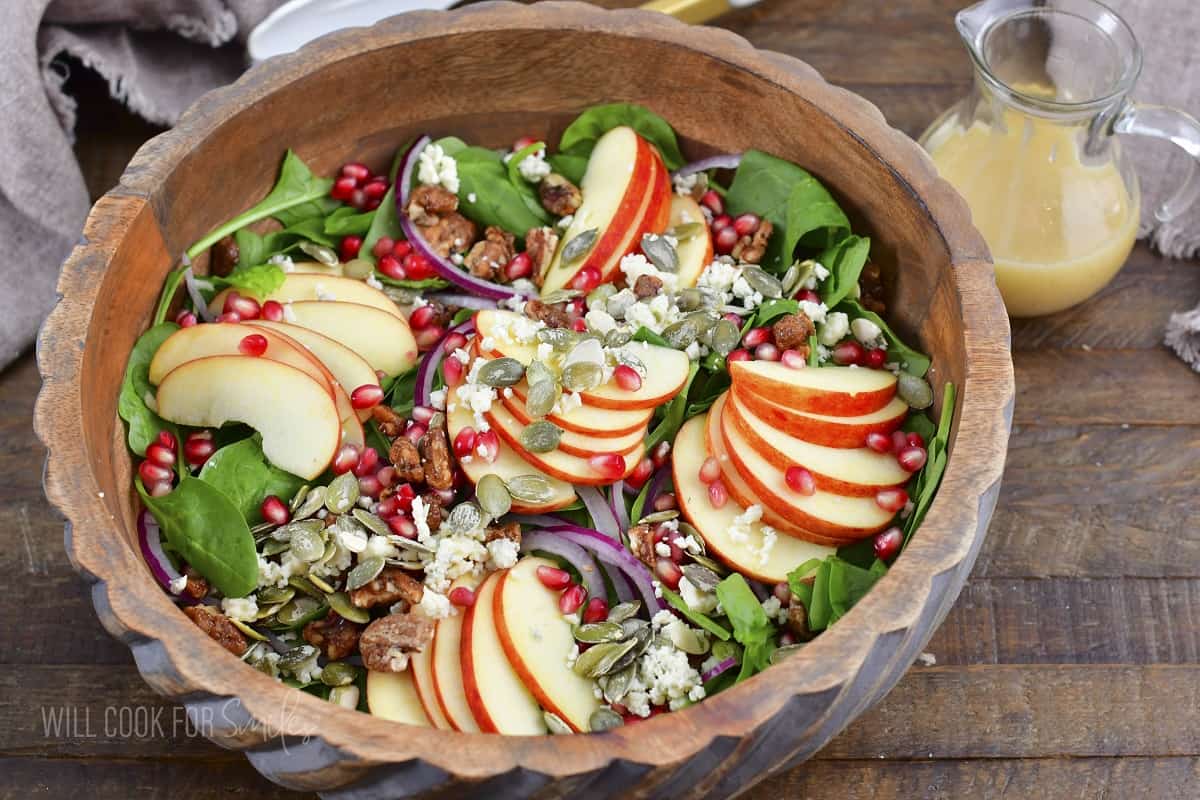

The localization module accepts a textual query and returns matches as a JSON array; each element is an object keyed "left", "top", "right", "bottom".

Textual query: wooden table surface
[{"left": 5, "top": 1, "right": 1198, "bottom": 797}]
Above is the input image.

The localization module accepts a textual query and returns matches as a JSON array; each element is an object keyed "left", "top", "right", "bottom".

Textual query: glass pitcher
[{"left": 920, "top": 0, "right": 1200, "bottom": 317}]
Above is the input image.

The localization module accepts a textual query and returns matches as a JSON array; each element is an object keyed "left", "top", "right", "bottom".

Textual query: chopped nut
[
  {"left": 524, "top": 227, "right": 559, "bottom": 285},
  {"left": 407, "top": 184, "right": 459, "bottom": 225},
  {"left": 210, "top": 235, "right": 240, "bottom": 278},
  {"left": 464, "top": 226, "right": 515, "bottom": 280},
  {"left": 420, "top": 491, "right": 445, "bottom": 533},
  {"left": 627, "top": 523, "right": 657, "bottom": 569},
  {"left": 180, "top": 566, "right": 209, "bottom": 602},
  {"left": 302, "top": 611, "right": 362, "bottom": 660},
  {"left": 524, "top": 298, "right": 571, "bottom": 329},
  {"left": 372, "top": 405, "right": 405, "bottom": 439},
  {"left": 421, "top": 213, "right": 478, "bottom": 259},
  {"left": 859, "top": 261, "right": 887, "bottom": 314},
  {"left": 485, "top": 521, "right": 521, "bottom": 546},
  {"left": 539, "top": 173, "right": 583, "bottom": 216},
  {"left": 633, "top": 274, "right": 664, "bottom": 299},
  {"left": 360, "top": 612, "right": 435, "bottom": 673},
  {"left": 732, "top": 219, "right": 773, "bottom": 264},
  {"left": 389, "top": 437, "right": 424, "bottom": 483},
  {"left": 787, "top": 601, "right": 816, "bottom": 642},
  {"left": 183, "top": 605, "right": 247, "bottom": 656},
  {"left": 771, "top": 311, "right": 815, "bottom": 353},
  {"left": 418, "top": 425, "right": 453, "bottom": 490},
  {"left": 350, "top": 566, "right": 425, "bottom": 609}
]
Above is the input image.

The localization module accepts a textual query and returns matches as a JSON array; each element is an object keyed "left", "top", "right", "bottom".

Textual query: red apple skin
[
  {"left": 733, "top": 384, "right": 908, "bottom": 448},
  {"left": 409, "top": 642, "right": 451, "bottom": 730},
  {"left": 482, "top": 405, "right": 642, "bottom": 485},
  {"left": 506, "top": 383, "right": 652, "bottom": 436},
  {"left": 498, "top": 389, "right": 644, "bottom": 458},
  {"left": 459, "top": 572, "right": 501, "bottom": 733},
  {"left": 729, "top": 361, "right": 897, "bottom": 416}
]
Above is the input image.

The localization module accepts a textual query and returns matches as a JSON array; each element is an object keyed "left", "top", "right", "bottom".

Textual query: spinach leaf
[
  {"left": 118, "top": 322, "right": 179, "bottom": 456},
  {"left": 715, "top": 574, "right": 777, "bottom": 682},
  {"left": 505, "top": 140, "right": 554, "bottom": 225},
  {"left": 631, "top": 326, "right": 670, "bottom": 348},
  {"left": 385, "top": 366, "right": 420, "bottom": 418},
  {"left": 782, "top": 170, "right": 852, "bottom": 257},
  {"left": 548, "top": 153, "right": 589, "bottom": 185},
  {"left": 432, "top": 136, "right": 468, "bottom": 157},
  {"left": 324, "top": 206, "right": 375, "bottom": 237},
  {"left": 902, "top": 411, "right": 936, "bottom": 443},
  {"left": 215, "top": 263, "right": 287, "bottom": 300},
  {"left": 807, "top": 334, "right": 820, "bottom": 367},
  {"left": 558, "top": 103, "right": 685, "bottom": 171},
  {"left": 137, "top": 476, "right": 258, "bottom": 598},
  {"left": 662, "top": 587, "right": 732, "bottom": 641},
  {"left": 365, "top": 420, "right": 392, "bottom": 456},
  {"left": 454, "top": 146, "right": 548, "bottom": 237},
  {"left": 751, "top": 298, "right": 799, "bottom": 328},
  {"left": 645, "top": 362, "right": 700, "bottom": 451},
  {"left": 274, "top": 196, "right": 341, "bottom": 228},
  {"left": 836, "top": 299, "right": 931, "bottom": 377},
  {"left": 198, "top": 436, "right": 306, "bottom": 523},
  {"left": 360, "top": 182, "right": 403, "bottom": 267},
  {"left": 786, "top": 556, "right": 886, "bottom": 632},
  {"left": 187, "top": 150, "right": 333, "bottom": 259},
  {"left": 153, "top": 269, "right": 187, "bottom": 327},
  {"left": 629, "top": 475, "right": 655, "bottom": 525},
  {"left": 817, "top": 235, "right": 870, "bottom": 309},
  {"left": 903, "top": 383, "right": 955, "bottom": 541},
  {"left": 374, "top": 274, "right": 449, "bottom": 291},
  {"left": 233, "top": 218, "right": 335, "bottom": 270}
]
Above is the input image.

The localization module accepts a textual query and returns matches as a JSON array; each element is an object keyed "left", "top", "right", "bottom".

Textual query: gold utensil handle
[{"left": 638, "top": 0, "right": 738, "bottom": 25}]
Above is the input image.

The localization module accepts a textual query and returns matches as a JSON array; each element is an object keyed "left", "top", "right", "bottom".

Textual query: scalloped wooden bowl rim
[{"left": 35, "top": 2, "right": 1013, "bottom": 794}]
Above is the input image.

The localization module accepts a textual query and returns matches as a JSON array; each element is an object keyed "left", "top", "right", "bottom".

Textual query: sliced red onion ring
[
  {"left": 577, "top": 485, "right": 619, "bottom": 540},
  {"left": 413, "top": 319, "right": 474, "bottom": 408},
  {"left": 425, "top": 292, "right": 499, "bottom": 311},
  {"left": 398, "top": 136, "right": 533, "bottom": 301},
  {"left": 701, "top": 656, "right": 738, "bottom": 683},
  {"left": 748, "top": 579, "right": 770, "bottom": 602},
  {"left": 537, "top": 524, "right": 664, "bottom": 612},
  {"left": 642, "top": 467, "right": 672, "bottom": 519},
  {"left": 609, "top": 482, "right": 629, "bottom": 532},
  {"left": 521, "top": 530, "right": 606, "bottom": 601},
  {"left": 671, "top": 153, "right": 743, "bottom": 180},
  {"left": 510, "top": 513, "right": 569, "bottom": 528},
  {"left": 182, "top": 265, "right": 214, "bottom": 322},
  {"left": 138, "top": 509, "right": 187, "bottom": 595}
]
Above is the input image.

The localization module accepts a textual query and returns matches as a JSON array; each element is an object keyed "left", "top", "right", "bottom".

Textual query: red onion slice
[
  {"left": 537, "top": 524, "right": 664, "bottom": 612},
  {"left": 425, "top": 292, "right": 499, "bottom": 311},
  {"left": 641, "top": 466, "right": 672, "bottom": 519},
  {"left": 577, "top": 485, "right": 619, "bottom": 540},
  {"left": 138, "top": 509, "right": 186, "bottom": 595},
  {"left": 521, "top": 530, "right": 607, "bottom": 600},
  {"left": 609, "top": 482, "right": 629, "bottom": 532},
  {"left": 700, "top": 656, "right": 738, "bottom": 683},
  {"left": 182, "top": 265, "right": 214, "bottom": 322},
  {"left": 413, "top": 319, "right": 474, "bottom": 409},
  {"left": 671, "top": 153, "right": 743, "bottom": 180}
]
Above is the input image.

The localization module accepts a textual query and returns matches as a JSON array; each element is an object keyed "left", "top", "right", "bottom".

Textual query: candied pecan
[
  {"left": 418, "top": 425, "right": 453, "bottom": 490},
  {"left": 350, "top": 567, "right": 425, "bottom": 610},
  {"left": 485, "top": 521, "right": 522, "bottom": 546},
  {"left": 733, "top": 219, "right": 773, "bottom": 264},
  {"left": 772, "top": 312, "right": 815, "bottom": 353},
  {"left": 524, "top": 227, "right": 559, "bottom": 286},
  {"left": 421, "top": 213, "right": 478, "bottom": 260},
  {"left": 787, "top": 601, "right": 816, "bottom": 642},
  {"left": 181, "top": 566, "right": 209, "bottom": 602},
  {"left": 360, "top": 613, "right": 435, "bottom": 673},
  {"left": 633, "top": 274, "right": 664, "bottom": 299},
  {"left": 539, "top": 173, "right": 582, "bottom": 216},
  {"left": 389, "top": 437, "right": 424, "bottom": 483},
  {"left": 524, "top": 298, "right": 571, "bottom": 329},
  {"left": 183, "top": 605, "right": 247, "bottom": 656},
  {"left": 210, "top": 235, "right": 240, "bottom": 278},
  {"left": 372, "top": 405, "right": 405, "bottom": 439},
  {"left": 627, "top": 524, "right": 657, "bottom": 569},
  {"left": 407, "top": 184, "right": 459, "bottom": 225},
  {"left": 303, "top": 611, "right": 363, "bottom": 660},
  {"left": 859, "top": 262, "right": 887, "bottom": 315},
  {"left": 464, "top": 226, "right": 516, "bottom": 280},
  {"left": 419, "top": 491, "right": 445, "bottom": 533}
]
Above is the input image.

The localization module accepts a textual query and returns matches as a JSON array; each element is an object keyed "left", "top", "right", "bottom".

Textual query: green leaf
[
  {"left": 360, "top": 182, "right": 403, "bottom": 267},
  {"left": 645, "top": 362, "right": 700, "bottom": 451},
  {"left": 198, "top": 436, "right": 306, "bottom": 523},
  {"left": 903, "top": 382, "right": 956, "bottom": 541},
  {"left": 782, "top": 171, "right": 852, "bottom": 258},
  {"left": 631, "top": 326, "right": 670, "bottom": 348},
  {"left": 324, "top": 206, "right": 375, "bottom": 236},
  {"left": 807, "top": 560, "right": 833, "bottom": 630},
  {"left": 365, "top": 420, "right": 392, "bottom": 456},
  {"left": 837, "top": 299, "right": 931, "bottom": 377},
  {"left": 825, "top": 558, "right": 883, "bottom": 625},
  {"left": 715, "top": 574, "right": 776, "bottom": 682},
  {"left": 661, "top": 587, "right": 732, "bottom": 640},
  {"left": 817, "top": 235, "right": 871, "bottom": 310},
  {"left": 187, "top": 150, "right": 333, "bottom": 259},
  {"left": 548, "top": 152, "right": 589, "bottom": 185},
  {"left": 374, "top": 274, "right": 450, "bottom": 291},
  {"left": 385, "top": 366, "right": 420, "bottom": 419},
  {"left": 153, "top": 269, "right": 187, "bottom": 327},
  {"left": 902, "top": 412, "right": 937, "bottom": 443},
  {"left": 216, "top": 263, "right": 287, "bottom": 300},
  {"left": 118, "top": 322, "right": 179, "bottom": 456},
  {"left": 233, "top": 219, "right": 335, "bottom": 270},
  {"left": 786, "top": 556, "right": 885, "bottom": 633},
  {"left": 274, "top": 196, "right": 341, "bottom": 228},
  {"left": 453, "top": 146, "right": 549, "bottom": 238},
  {"left": 751, "top": 298, "right": 800, "bottom": 328},
  {"left": 137, "top": 476, "right": 258, "bottom": 598},
  {"left": 558, "top": 103, "right": 685, "bottom": 171},
  {"left": 807, "top": 334, "right": 820, "bottom": 367},
  {"left": 629, "top": 475, "right": 655, "bottom": 526},
  {"left": 505, "top": 140, "right": 554, "bottom": 225}
]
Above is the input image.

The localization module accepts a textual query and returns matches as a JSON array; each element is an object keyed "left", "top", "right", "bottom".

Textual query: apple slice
[
  {"left": 669, "top": 194, "right": 715, "bottom": 289},
  {"left": 212, "top": 274, "right": 404, "bottom": 321},
  {"left": 155, "top": 356, "right": 341, "bottom": 480},
  {"left": 506, "top": 380, "right": 653, "bottom": 437},
  {"left": 724, "top": 392, "right": 910, "bottom": 496},
  {"left": 446, "top": 400, "right": 576, "bottom": 513},
  {"left": 366, "top": 669, "right": 431, "bottom": 726},
  {"left": 733, "top": 384, "right": 908, "bottom": 448},
  {"left": 409, "top": 628, "right": 451, "bottom": 730},
  {"left": 499, "top": 388, "right": 645, "bottom": 457},
  {"left": 729, "top": 361, "right": 897, "bottom": 416},
  {"left": 674, "top": 414, "right": 836, "bottom": 583},
  {"left": 150, "top": 322, "right": 332, "bottom": 393},
  {"left": 244, "top": 319, "right": 379, "bottom": 422},
  {"left": 283, "top": 301, "right": 417, "bottom": 377},
  {"left": 280, "top": 260, "right": 344, "bottom": 277},
  {"left": 483, "top": 401, "right": 643, "bottom": 485},
  {"left": 495, "top": 556, "right": 601, "bottom": 732},
  {"left": 428, "top": 575, "right": 481, "bottom": 732},
  {"left": 460, "top": 571, "right": 547, "bottom": 735}
]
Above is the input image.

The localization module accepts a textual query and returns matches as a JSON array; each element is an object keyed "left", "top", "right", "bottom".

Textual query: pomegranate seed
[
  {"left": 727, "top": 348, "right": 752, "bottom": 362},
  {"left": 411, "top": 405, "right": 436, "bottom": 425},
  {"left": 388, "top": 515, "right": 417, "bottom": 539},
  {"left": 700, "top": 189, "right": 724, "bottom": 216},
  {"left": 613, "top": 364, "right": 642, "bottom": 392},
  {"left": 375, "top": 496, "right": 400, "bottom": 518},
  {"left": 627, "top": 457, "right": 654, "bottom": 488},
  {"left": 351, "top": 384, "right": 384, "bottom": 410},
  {"left": 414, "top": 326, "right": 444, "bottom": 351},
  {"left": 341, "top": 162, "right": 370, "bottom": 182},
  {"left": 350, "top": 188, "right": 367, "bottom": 210},
  {"left": 569, "top": 266, "right": 602, "bottom": 292},
  {"left": 733, "top": 213, "right": 760, "bottom": 236},
  {"left": 358, "top": 474, "right": 382, "bottom": 497},
  {"left": 377, "top": 466, "right": 397, "bottom": 488},
  {"left": 332, "top": 444, "right": 361, "bottom": 475},
  {"left": 875, "top": 487, "right": 909, "bottom": 513},
  {"left": 583, "top": 597, "right": 609, "bottom": 624},
  {"left": 866, "top": 431, "right": 893, "bottom": 453},
  {"left": 537, "top": 565, "right": 571, "bottom": 590},
  {"left": 224, "top": 292, "right": 261, "bottom": 320},
  {"left": 403, "top": 253, "right": 435, "bottom": 280},
  {"left": 571, "top": 318, "right": 588, "bottom": 332},
  {"left": 260, "top": 300, "right": 285, "bottom": 322},
  {"left": 393, "top": 240, "right": 413, "bottom": 259},
  {"left": 433, "top": 486, "right": 457, "bottom": 505},
  {"left": 175, "top": 310, "right": 197, "bottom": 328},
  {"left": 699, "top": 456, "right": 721, "bottom": 484},
  {"left": 378, "top": 253, "right": 406, "bottom": 280},
  {"left": 559, "top": 584, "right": 587, "bottom": 615},
  {"left": 453, "top": 427, "right": 477, "bottom": 458},
  {"left": 668, "top": 541, "right": 685, "bottom": 563},
  {"left": 650, "top": 441, "right": 671, "bottom": 469},
  {"left": 512, "top": 135, "right": 538, "bottom": 152},
  {"left": 504, "top": 252, "right": 533, "bottom": 281},
  {"left": 475, "top": 430, "right": 500, "bottom": 462},
  {"left": 707, "top": 479, "right": 728, "bottom": 508},
  {"left": 409, "top": 305, "right": 437, "bottom": 331},
  {"left": 443, "top": 354, "right": 465, "bottom": 386},
  {"left": 372, "top": 237, "right": 396, "bottom": 259},
  {"left": 907, "top": 432, "right": 926, "bottom": 449},
  {"left": 155, "top": 431, "right": 178, "bottom": 452},
  {"left": 354, "top": 447, "right": 380, "bottom": 477},
  {"left": 147, "top": 480, "right": 173, "bottom": 498},
  {"left": 442, "top": 331, "right": 468, "bottom": 354},
  {"left": 755, "top": 342, "right": 780, "bottom": 361},
  {"left": 722, "top": 313, "right": 742, "bottom": 326},
  {"left": 897, "top": 445, "right": 928, "bottom": 472},
  {"left": 652, "top": 492, "right": 678, "bottom": 512},
  {"left": 589, "top": 453, "right": 626, "bottom": 481},
  {"left": 780, "top": 349, "right": 807, "bottom": 369},
  {"left": 217, "top": 311, "right": 242, "bottom": 324},
  {"left": 340, "top": 235, "right": 363, "bottom": 262},
  {"left": 331, "top": 176, "right": 357, "bottom": 201},
  {"left": 864, "top": 348, "right": 887, "bottom": 369},
  {"left": 874, "top": 526, "right": 903, "bottom": 561},
  {"left": 238, "top": 333, "right": 268, "bottom": 357},
  {"left": 362, "top": 180, "right": 389, "bottom": 202},
  {"left": 138, "top": 460, "right": 172, "bottom": 486},
  {"left": 785, "top": 466, "right": 816, "bottom": 495},
  {"left": 832, "top": 340, "right": 864, "bottom": 366},
  {"left": 568, "top": 297, "right": 587, "bottom": 316},
  {"left": 743, "top": 327, "right": 771, "bottom": 348},
  {"left": 655, "top": 559, "right": 683, "bottom": 590},
  {"left": 404, "top": 423, "right": 427, "bottom": 444},
  {"left": 892, "top": 430, "right": 910, "bottom": 453},
  {"left": 183, "top": 433, "right": 215, "bottom": 467},
  {"left": 260, "top": 496, "right": 290, "bottom": 526},
  {"left": 774, "top": 582, "right": 792, "bottom": 604},
  {"left": 710, "top": 214, "right": 733, "bottom": 232},
  {"left": 392, "top": 483, "right": 416, "bottom": 512},
  {"left": 449, "top": 586, "right": 476, "bottom": 607},
  {"left": 714, "top": 226, "right": 739, "bottom": 255},
  {"left": 145, "top": 443, "right": 176, "bottom": 470}
]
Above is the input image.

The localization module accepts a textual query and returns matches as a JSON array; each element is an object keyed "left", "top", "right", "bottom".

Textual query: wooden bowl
[{"left": 35, "top": 3, "right": 1014, "bottom": 796}]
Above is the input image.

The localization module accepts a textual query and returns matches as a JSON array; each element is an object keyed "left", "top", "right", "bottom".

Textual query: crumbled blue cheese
[
  {"left": 553, "top": 390, "right": 584, "bottom": 416},
  {"left": 557, "top": 214, "right": 574, "bottom": 230},
  {"left": 453, "top": 356, "right": 498, "bottom": 431},
  {"left": 819, "top": 311, "right": 850, "bottom": 346},
  {"left": 310, "top": 542, "right": 353, "bottom": 580},
  {"left": 486, "top": 538, "right": 520, "bottom": 570},
  {"left": 365, "top": 274, "right": 384, "bottom": 291},
  {"left": 851, "top": 317, "right": 884, "bottom": 348},
  {"left": 282, "top": 302, "right": 297, "bottom": 323},
  {"left": 728, "top": 504, "right": 763, "bottom": 545},
  {"left": 490, "top": 313, "right": 545, "bottom": 345},
  {"left": 761, "top": 596, "right": 790, "bottom": 625},
  {"left": 517, "top": 149, "right": 552, "bottom": 183},
  {"left": 620, "top": 253, "right": 678, "bottom": 293},
  {"left": 422, "top": 532, "right": 488, "bottom": 593},
  {"left": 169, "top": 575, "right": 188, "bottom": 595},
  {"left": 731, "top": 275, "right": 764, "bottom": 311},
  {"left": 678, "top": 575, "right": 718, "bottom": 614},
  {"left": 221, "top": 596, "right": 259, "bottom": 621},
  {"left": 417, "top": 589, "right": 453, "bottom": 620},
  {"left": 799, "top": 260, "right": 831, "bottom": 291},
  {"left": 429, "top": 388, "right": 447, "bottom": 411},
  {"left": 417, "top": 142, "right": 459, "bottom": 193},
  {"left": 638, "top": 643, "right": 706, "bottom": 711},
  {"left": 798, "top": 299, "right": 829, "bottom": 324},
  {"left": 672, "top": 171, "right": 700, "bottom": 197},
  {"left": 467, "top": 192, "right": 478, "bottom": 203},
  {"left": 758, "top": 526, "right": 778, "bottom": 567},
  {"left": 585, "top": 308, "right": 618, "bottom": 335},
  {"left": 696, "top": 258, "right": 741, "bottom": 305},
  {"left": 363, "top": 534, "right": 399, "bottom": 561},
  {"left": 268, "top": 254, "right": 295, "bottom": 271}
]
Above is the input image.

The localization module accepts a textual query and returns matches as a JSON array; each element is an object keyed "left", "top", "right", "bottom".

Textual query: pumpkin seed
[
  {"left": 681, "top": 563, "right": 721, "bottom": 592},
  {"left": 539, "top": 288, "right": 580, "bottom": 306},
  {"left": 608, "top": 625, "right": 652, "bottom": 674},
  {"left": 587, "top": 283, "right": 617, "bottom": 310},
  {"left": 288, "top": 575, "right": 324, "bottom": 598},
  {"left": 526, "top": 359, "right": 557, "bottom": 386},
  {"left": 476, "top": 474, "right": 513, "bottom": 518},
  {"left": 620, "top": 618, "right": 649, "bottom": 638},
  {"left": 346, "top": 556, "right": 386, "bottom": 590},
  {"left": 605, "top": 290, "right": 636, "bottom": 319},
  {"left": 711, "top": 639, "right": 741, "bottom": 662},
  {"left": 535, "top": 327, "right": 579, "bottom": 353},
  {"left": 641, "top": 234, "right": 678, "bottom": 273},
  {"left": 325, "top": 472, "right": 360, "bottom": 514},
  {"left": 276, "top": 519, "right": 323, "bottom": 542},
  {"left": 274, "top": 597, "right": 326, "bottom": 628},
  {"left": 293, "top": 485, "right": 327, "bottom": 520},
  {"left": 769, "top": 644, "right": 805, "bottom": 665},
  {"left": 675, "top": 287, "right": 703, "bottom": 312},
  {"left": 261, "top": 539, "right": 290, "bottom": 557},
  {"left": 574, "top": 621, "right": 626, "bottom": 644},
  {"left": 446, "top": 502, "right": 483, "bottom": 535},
  {"left": 506, "top": 474, "right": 556, "bottom": 504},
  {"left": 520, "top": 420, "right": 562, "bottom": 453},
  {"left": 689, "top": 553, "right": 728, "bottom": 576},
  {"left": 898, "top": 372, "right": 933, "bottom": 409},
  {"left": 341, "top": 257, "right": 375, "bottom": 280},
  {"left": 601, "top": 665, "right": 635, "bottom": 703},
  {"left": 255, "top": 603, "right": 286, "bottom": 621},
  {"left": 351, "top": 508, "right": 391, "bottom": 539},
  {"left": 785, "top": 259, "right": 818, "bottom": 297},
  {"left": 676, "top": 522, "right": 705, "bottom": 553},
  {"left": 230, "top": 618, "right": 268, "bottom": 641},
  {"left": 524, "top": 378, "right": 561, "bottom": 418},
  {"left": 667, "top": 222, "right": 704, "bottom": 241},
  {"left": 389, "top": 535, "right": 435, "bottom": 554},
  {"left": 251, "top": 521, "right": 277, "bottom": 536},
  {"left": 561, "top": 228, "right": 599, "bottom": 264},
  {"left": 257, "top": 586, "right": 296, "bottom": 606},
  {"left": 603, "top": 327, "right": 633, "bottom": 348},
  {"left": 330, "top": 516, "right": 368, "bottom": 552},
  {"left": 661, "top": 318, "right": 700, "bottom": 350},
  {"left": 742, "top": 266, "right": 783, "bottom": 299},
  {"left": 564, "top": 337, "right": 604, "bottom": 368},
  {"left": 321, "top": 661, "right": 359, "bottom": 687},
  {"left": 589, "top": 707, "right": 624, "bottom": 732},
  {"left": 561, "top": 361, "right": 603, "bottom": 392},
  {"left": 477, "top": 357, "right": 525, "bottom": 388},
  {"left": 710, "top": 319, "right": 741, "bottom": 356},
  {"left": 572, "top": 638, "right": 639, "bottom": 678},
  {"left": 666, "top": 622, "right": 709, "bottom": 655},
  {"left": 290, "top": 526, "right": 327, "bottom": 562},
  {"left": 289, "top": 485, "right": 311, "bottom": 512},
  {"left": 638, "top": 509, "right": 679, "bottom": 525},
  {"left": 543, "top": 711, "right": 574, "bottom": 735},
  {"left": 299, "top": 241, "right": 339, "bottom": 266},
  {"left": 606, "top": 601, "right": 641, "bottom": 624},
  {"left": 329, "top": 685, "right": 360, "bottom": 709},
  {"left": 278, "top": 643, "right": 320, "bottom": 671},
  {"left": 309, "top": 574, "right": 336, "bottom": 594},
  {"left": 327, "top": 591, "right": 370, "bottom": 624}
]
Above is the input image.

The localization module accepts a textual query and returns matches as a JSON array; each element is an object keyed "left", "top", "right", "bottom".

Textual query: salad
[{"left": 121, "top": 103, "right": 953, "bottom": 734}]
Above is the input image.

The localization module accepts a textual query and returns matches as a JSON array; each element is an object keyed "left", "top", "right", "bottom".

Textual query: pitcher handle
[{"left": 1114, "top": 103, "right": 1200, "bottom": 224}]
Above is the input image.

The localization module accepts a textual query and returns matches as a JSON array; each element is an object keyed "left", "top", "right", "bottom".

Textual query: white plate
[{"left": 248, "top": 0, "right": 456, "bottom": 63}]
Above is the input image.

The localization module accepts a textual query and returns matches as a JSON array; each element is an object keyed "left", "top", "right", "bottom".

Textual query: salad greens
[
  {"left": 662, "top": 587, "right": 732, "bottom": 641},
  {"left": 118, "top": 322, "right": 179, "bottom": 456},
  {"left": 553, "top": 103, "right": 686, "bottom": 183},
  {"left": 198, "top": 436, "right": 306, "bottom": 524},
  {"left": 817, "top": 234, "right": 871, "bottom": 309},
  {"left": 152, "top": 270, "right": 187, "bottom": 327},
  {"left": 436, "top": 137, "right": 551, "bottom": 237},
  {"left": 715, "top": 574, "right": 778, "bottom": 682},
  {"left": 837, "top": 299, "right": 931, "bottom": 377}
]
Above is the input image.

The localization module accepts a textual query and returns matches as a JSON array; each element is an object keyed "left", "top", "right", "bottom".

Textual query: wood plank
[{"left": 0, "top": 757, "right": 305, "bottom": 800}]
